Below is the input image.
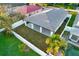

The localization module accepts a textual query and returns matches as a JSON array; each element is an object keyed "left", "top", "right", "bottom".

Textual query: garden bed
[
  {"left": 0, "top": 31, "right": 39, "bottom": 56},
  {"left": 14, "top": 24, "right": 48, "bottom": 52}
]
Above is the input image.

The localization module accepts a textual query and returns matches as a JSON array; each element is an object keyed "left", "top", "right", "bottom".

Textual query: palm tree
[
  {"left": 45, "top": 34, "right": 68, "bottom": 56},
  {"left": 0, "top": 12, "right": 25, "bottom": 33},
  {"left": 0, "top": 14, "right": 13, "bottom": 33}
]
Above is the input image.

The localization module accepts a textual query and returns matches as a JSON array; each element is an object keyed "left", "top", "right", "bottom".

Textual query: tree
[
  {"left": 0, "top": 11, "right": 26, "bottom": 34},
  {"left": 36, "top": 3, "right": 48, "bottom": 7},
  {"left": 0, "top": 5, "right": 7, "bottom": 16},
  {"left": 9, "top": 13, "right": 25, "bottom": 22},
  {"left": 0, "top": 14, "right": 13, "bottom": 33},
  {"left": 45, "top": 34, "right": 68, "bottom": 56}
]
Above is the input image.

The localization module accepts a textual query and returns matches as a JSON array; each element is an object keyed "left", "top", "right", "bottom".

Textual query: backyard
[
  {"left": 0, "top": 31, "right": 39, "bottom": 56},
  {"left": 0, "top": 4, "right": 79, "bottom": 56},
  {"left": 14, "top": 24, "right": 48, "bottom": 52}
]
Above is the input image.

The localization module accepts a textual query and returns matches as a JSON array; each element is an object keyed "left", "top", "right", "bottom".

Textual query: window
[
  {"left": 42, "top": 28, "right": 50, "bottom": 36},
  {"left": 33, "top": 24, "right": 40, "bottom": 32},
  {"left": 71, "top": 35, "right": 79, "bottom": 42}
]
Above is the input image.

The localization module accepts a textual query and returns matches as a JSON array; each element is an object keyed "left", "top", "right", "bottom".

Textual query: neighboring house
[
  {"left": 61, "top": 14, "right": 79, "bottom": 46},
  {"left": 24, "top": 8, "right": 70, "bottom": 36},
  {"left": 1, "top": 3, "right": 26, "bottom": 14},
  {"left": 76, "top": 7, "right": 79, "bottom": 10},
  {"left": 15, "top": 4, "right": 42, "bottom": 16},
  {"left": 7, "top": 4, "right": 42, "bottom": 16}
]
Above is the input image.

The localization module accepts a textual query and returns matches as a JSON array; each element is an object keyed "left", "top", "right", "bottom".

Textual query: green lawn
[
  {"left": 0, "top": 31, "right": 39, "bottom": 56},
  {"left": 67, "top": 12, "right": 77, "bottom": 27},
  {"left": 47, "top": 3, "right": 75, "bottom": 9},
  {"left": 14, "top": 24, "right": 48, "bottom": 52}
]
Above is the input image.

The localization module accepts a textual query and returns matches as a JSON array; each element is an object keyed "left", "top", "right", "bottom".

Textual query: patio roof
[
  {"left": 63, "top": 26, "right": 79, "bottom": 40},
  {"left": 70, "top": 27, "right": 79, "bottom": 36},
  {"left": 25, "top": 8, "right": 68, "bottom": 33}
]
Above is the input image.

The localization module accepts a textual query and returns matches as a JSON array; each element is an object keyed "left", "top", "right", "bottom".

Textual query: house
[
  {"left": 24, "top": 8, "right": 70, "bottom": 36},
  {"left": 15, "top": 4, "right": 42, "bottom": 15},
  {"left": 7, "top": 4, "right": 42, "bottom": 16},
  {"left": 2, "top": 3, "right": 26, "bottom": 14},
  {"left": 61, "top": 14, "right": 79, "bottom": 46}
]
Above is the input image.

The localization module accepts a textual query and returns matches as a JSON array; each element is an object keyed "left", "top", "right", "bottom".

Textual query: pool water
[{"left": 65, "top": 43, "right": 79, "bottom": 56}]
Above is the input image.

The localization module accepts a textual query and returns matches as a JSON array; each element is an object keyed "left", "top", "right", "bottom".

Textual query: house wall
[
  {"left": 42, "top": 27, "right": 51, "bottom": 36},
  {"left": 25, "top": 21, "right": 53, "bottom": 37},
  {"left": 33, "top": 24, "right": 40, "bottom": 32}
]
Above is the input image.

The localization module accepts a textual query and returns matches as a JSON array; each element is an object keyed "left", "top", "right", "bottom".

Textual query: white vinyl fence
[
  {"left": 12, "top": 20, "right": 24, "bottom": 29},
  {"left": 0, "top": 20, "right": 24, "bottom": 32},
  {"left": 12, "top": 31, "right": 48, "bottom": 56},
  {"left": 0, "top": 28, "right": 5, "bottom": 32}
]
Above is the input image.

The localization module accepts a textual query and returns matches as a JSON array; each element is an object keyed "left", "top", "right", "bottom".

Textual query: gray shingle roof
[{"left": 25, "top": 8, "right": 68, "bottom": 33}]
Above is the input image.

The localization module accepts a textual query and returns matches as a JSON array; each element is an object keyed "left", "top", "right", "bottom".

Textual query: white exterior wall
[
  {"left": 50, "top": 31, "right": 53, "bottom": 36},
  {"left": 40, "top": 27, "right": 42, "bottom": 33},
  {"left": 31, "top": 23, "right": 34, "bottom": 29},
  {"left": 24, "top": 21, "right": 27, "bottom": 26}
]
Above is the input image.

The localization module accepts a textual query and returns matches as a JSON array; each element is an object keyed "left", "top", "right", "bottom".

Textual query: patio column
[
  {"left": 31, "top": 23, "right": 34, "bottom": 29},
  {"left": 50, "top": 31, "right": 53, "bottom": 36},
  {"left": 69, "top": 34, "right": 72, "bottom": 39},
  {"left": 40, "top": 27, "right": 42, "bottom": 33},
  {"left": 24, "top": 21, "right": 27, "bottom": 26}
]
